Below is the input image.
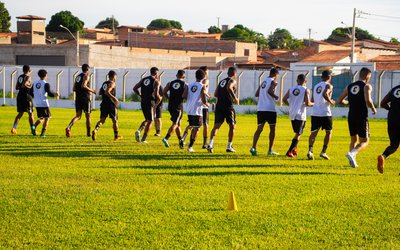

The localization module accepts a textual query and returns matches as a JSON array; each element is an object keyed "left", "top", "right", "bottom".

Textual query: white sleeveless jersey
[
  {"left": 257, "top": 77, "right": 277, "bottom": 112},
  {"left": 33, "top": 80, "right": 50, "bottom": 108},
  {"left": 312, "top": 81, "right": 332, "bottom": 117},
  {"left": 288, "top": 85, "right": 307, "bottom": 121},
  {"left": 186, "top": 81, "right": 204, "bottom": 116}
]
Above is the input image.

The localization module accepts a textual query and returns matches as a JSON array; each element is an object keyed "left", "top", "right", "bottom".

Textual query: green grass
[{"left": 0, "top": 106, "right": 399, "bottom": 249}]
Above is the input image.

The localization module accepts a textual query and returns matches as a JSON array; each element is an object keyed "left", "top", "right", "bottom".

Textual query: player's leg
[
  {"left": 85, "top": 111, "right": 91, "bottom": 137},
  {"left": 181, "top": 125, "right": 192, "bottom": 143},
  {"left": 28, "top": 111, "right": 35, "bottom": 135},
  {"left": 187, "top": 116, "right": 202, "bottom": 152},
  {"left": 308, "top": 116, "right": 320, "bottom": 159},
  {"left": 202, "top": 109, "right": 209, "bottom": 148},
  {"left": 287, "top": 120, "right": 304, "bottom": 157},
  {"left": 378, "top": 122, "right": 400, "bottom": 173},
  {"left": 40, "top": 118, "right": 50, "bottom": 137},
  {"left": 251, "top": 123, "right": 265, "bottom": 151},
  {"left": 319, "top": 130, "right": 332, "bottom": 159},
  {"left": 66, "top": 109, "right": 82, "bottom": 137},
  {"left": 142, "top": 120, "right": 152, "bottom": 143},
  {"left": 226, "top": 109, "right": 236, "bottom": 152},
  {"left": 111, "top": 108, "right": 121, "bottom": 140},
  {"left": 92, "top": 106, "right": 108, "bottom": 141},
  {"left": 268, "top": 124, "right": 277, "bottom": 155},
  {"left": 11, "top": 112, "right": 24, "bottom": 134}
]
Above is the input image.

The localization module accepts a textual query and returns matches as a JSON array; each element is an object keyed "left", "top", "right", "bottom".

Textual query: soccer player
[
  {"left": 32, "top": 69, "right": 59, "bottom": 137},
  {"left": 377, "top": 85, "right": 400, "bottom": 174},
  {"left": 65, "top": 64, "right": 96, "bottom": 138},
  {"left": 161, "top": 70, "right": 186, "bottom": 148},
  {"left": 182, "top": 69, "right": 208, "bottom": 152},
  {"left": 307, "top": 70, "right": 336, "bottom": 160},
  {"left": 91, "top": 70, "right": 122, "bottom": 141},
  {"left": 338, "top": 67, "right": 376, "bottom": 168},
  {"left": 207, "top": 67, "right": 239, "bottom": 153},
  {"left": 250, "top": 68, "right": 280, "bottom": 156},
  {"left": 11, "top": 65, "right": 35, "bottom": 135},
  {"left": 283, "top": 74, "right": 313, "bottom": 158},
  {"left": 154, "top": 85, "right": 163, "bottom": 137},
  {"left": 133, "top": 67, "right": 161, "bottom": 143}
]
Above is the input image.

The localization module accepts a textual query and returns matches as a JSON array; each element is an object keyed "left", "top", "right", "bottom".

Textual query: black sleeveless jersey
[
  {"left": 168, "top": 79, "right": 185, "bottom": 109},
  {"left": 100, "top": 81, "right": 116, "bottom": 107},
  {"left": 388, "top": 85, "right": 400, "bottom": 121},
  {"left": 16, "top": 74, "right": 31, "bottom": 98},
  {"left": 348, "top": 80, "right": 368, "bottom": 118},
  {"left": 75, "top": 73, "right": 90, "bottom": 101},
  {"left": 216, "top": 77, "right": 235, "bottom": 110},
  {"left": 141, "top": 76, "right": 156, "bottom": 104}
]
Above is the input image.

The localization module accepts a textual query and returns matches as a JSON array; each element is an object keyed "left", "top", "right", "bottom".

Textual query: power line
[{"left": 359, "top": 10, "right": 400, "bottom": 20}]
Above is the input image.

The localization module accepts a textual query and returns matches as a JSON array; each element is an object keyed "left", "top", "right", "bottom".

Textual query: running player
[
  {"left": 154, "top": 84, "right": 163, "bottom": 136},
  {"left": 161, "top": 70, "right": 186, "bottom": 148},
  {"left": 91, "top": 70, "right": 122, "bottom": 141},
  {"left": 282, "top": 74, "right": 313, "bottom": 158},
  {"left": 338, "top": 67, "right": 376, "bottom": 168},
  {"left": 11, "top": 65, "right": 35, "bottom": 135},
  {"left": 32, "top": 69, "right": 59, "bottom": 137},
  {"left": 182, "top": 69, "right": 208, "bottom": 152},
  {"left": 250, "top": 68, "right": 280, "bottom": 156},
  {"left": 207, "top": 67, "right": 239, "bottom": 153},
  {"left": 65, "top": 64, "right": 96, "bottom": 137},
  {"left": 133, "top": 67, "right": 161, "bottom": 143},
  {"left": 377, "top": 85, "right": 400, "bottom": 173},
  {"left": 307, "top": 70, "right": 335, "bottom": 160}
]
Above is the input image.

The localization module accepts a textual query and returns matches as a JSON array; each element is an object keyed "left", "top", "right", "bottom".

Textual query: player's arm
[
  {"left": 106, "top": 82, "right": 119, "bottom": 106},
  {"left": 338, "top": 87, "right": 348, "bottom": 105},
  {"left": 81, "top": 74, "right": 96, "bottom": 94},
  {"left": 201, "top": 85, "right": 209, "bottom": 107},
  {"left": 44, "top": 83, "right": 59, "bottom": 98},
  {"left": 364, "top": 84, "right": 377, "bottom": 114},
  {"left": 182, "top": 85, "right": 188, "bottom": 100},
  {"left": 380, "top": 92, "right": 391, "bottom": 111},
  {"left": 282, "top": 90, "right": 290, "bottom": 106},
  {"left": 203, "top": 79, "right": 212, "bottom": 98},
  {"left": 323, "top": 84, "right": 335, "bottom": 106},
  {"left": 255, "top": 86, "right": 260, "bottom": 98},
  {"left": 163, "top": 82, "right": 171, "bottom": 100},
  {"left": 154, "top": 80, "right": 162, "bottom": 105},
  {"left": 133, "top": 81, "right": 142, "bottom": 97},
  {"left": 24, "top": 76, "right": 32, "bottom": 89},
  {"left": 304, "top": 88, "right": 314, "bottom": 107},
  {"left": 268, "top": 81, "right": 279, "bottom": 100},
  {"left": 229, "top": 80, "right": 239, "bottom": 105}
]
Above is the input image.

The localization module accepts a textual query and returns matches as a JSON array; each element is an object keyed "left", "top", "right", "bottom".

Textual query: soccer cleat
[
  {"left": 226, "top": 147, "right": 236, "bottom": 153},
  {"left": 202, "top": 144, "right": 208, "bottom": 149},
  {"left": 65, "top": 128, "right": 71, "bottom": 138},
  {"left": 91, "top": 130, "right": 97, "bottom": 141},
  {"left": 268, "top": 150, "right": 279, "bottom": 156},
  {"left": 11, "top": 128, "right": 17, "bottom": 134},
  {"left": 135, "top": 131, "right": 140, "bottom": 142},
  {"left": 377, "top": 155, "right": 385, "bottom": 174},
  {"left": 319, "top": 152, "right": 330, "bottom": 160},
  {"left": 307, "top": 151, "right": 314, "bottom": 160},
  {"left": 154, "top": 133, "right": 161, "bottom": 137},
  {"left": 114, "top": 136, "right": 123, "bottom": 141},
  {"left": 292, "top": 147, "right": 298, "bottom": 157},
  {"left": 140, "top": 140, "right": 148, "bottom": 144},
  {"left": 250, "top": 147, "right": 257, "bottom": 156},
  {"left": 345, "top": 152, "right": 358, "bottom": 168},
  {"left": 31, "top": 126, "right": 36, "bottom": 136},
  {"left": 162, "top": 138, "right": 170, "bottom": 148},
  {"left": 40, "top": 134, "right": 46, "bottom": 138},
  {"left": 179, "top": 140, "right": 185, "bottom": 149},
  {"left": 187, "top": 147, "right": 195, "bottom": 153},
  {"left": 207, "top": 145, "right": 214, "bottom": 153},
  {"left": 286, "top": 151, "right": 294, "bottom": 158}
]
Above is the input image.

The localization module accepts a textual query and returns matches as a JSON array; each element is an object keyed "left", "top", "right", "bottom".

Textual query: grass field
[{"left": 0, "top": 106, "right": 399, "bottom": 249}]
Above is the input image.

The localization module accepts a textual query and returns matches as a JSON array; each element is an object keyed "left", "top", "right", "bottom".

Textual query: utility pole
[
  {"left": 76, "top": 30, "right": 80, "bottom": 66},
  {"left": 308, "top": 28, "right": 312, "bottom": 46},
  {"left": 351, "top": 8, "right": 357, "bottom": 63},
  {"left": 217, "top": 17, "right": 220, "bottom": 28}
]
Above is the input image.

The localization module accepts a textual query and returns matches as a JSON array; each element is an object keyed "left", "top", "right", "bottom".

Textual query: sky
[{"left": 3, "top": 0, "right": 400, "bottom": 41}]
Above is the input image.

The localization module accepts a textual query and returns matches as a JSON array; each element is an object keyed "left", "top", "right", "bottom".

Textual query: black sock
[
  {"left": 40, "top": 128, "right": 46, "bottom": 136},
  {"left": 203, "top": 137, "right": 207, "bottom": 145},
  {"left": 177, "top": 135, "right": 182, "bottom": 140},
  {"left": 95, "top": 122, "right": 102, "bottom": 131},
  {"left": 87, "top": 127, "right": 91, "bottom": 136},
  {"left": 156, "top": 130, "right": 160, "bottom": 134},
  {"left": 165, "top": 134, "right": 171, "bottom": 140},
  {"left": 142, "top": 133, "right": 147, "bottom": 142},
  {"left": 114, "top": 130, "right": 119, "bottom": 139},
  {"left": 383, "top": 145, "right": 398, "bottom": 158},
  {"left": 189, "top": 139, "right": 195, "bottom": 147},
  {"left": 322, "top": 145, "right": 328, "bottom": 153},
  {"left": 289, "top": 139, "right": 298, "bottom": 152}
]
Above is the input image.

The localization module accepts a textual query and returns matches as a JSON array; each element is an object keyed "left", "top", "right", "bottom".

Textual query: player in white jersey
[
  {"left": 283, "top": 74, "right": 313, "bottom": 158},
  {"left": 32, "top": 69, "right": 59, "bottom": 137},
  {"left": 250, "top": 68, "right": 280, "bottom": 156},
  {"left": 182, "top": 69, "right": 208, "bottom": 152},
  {"left": 307, "top": 70, "right": 336, "bottom": 160}
]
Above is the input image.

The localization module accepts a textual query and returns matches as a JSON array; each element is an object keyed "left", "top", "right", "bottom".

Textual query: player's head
[
  {"left": 108, "top": 70, "right": 117, "bottom": 82},
  {"left": 297, "top": 74, "right": 306, "bottom": 85},
  {"left": 359, "top": 67, "right": 372, "bottom": 82},
  {"left": 269, "top": 68, "right": 279, "bottom": 78},
  {"left": 196, "top": 69, "right": 205, "bottom": 81},
  {"left": 321, "top": 70, "right": 332, "bottom": 82},
  {"left": 82, "top": 64, "right": 90, "bottom": 73},
  {"left": 199, "top": 66, "right": 208, "bottom": 78},
  {"left": 38, "top": 69, "right": 47, "bottom": 80},
  {"left": 150, "top": 67, "right": 159, "bottom": 77},
  {"left": 227, "top": 67, "right": 237, "bottom": 78},
  {"left": 176, "top": 70, "right": 185, "bottom": 79},
  {"left": 22, "top": 65, "right": 30, "bottom": 74}
]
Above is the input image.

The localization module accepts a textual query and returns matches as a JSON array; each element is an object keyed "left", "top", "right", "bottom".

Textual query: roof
[
  {"left": 369, "top": 55, "right": 400, "bottom": 70},
  {"left": 16, "top": 15, "right": 46, "bottom": 20},
  {"left": 300, "top": 50, "right": 351, "bottom": 63},
  {"left": 370, "top": 55, "right": 400, "bottom": 62},
  {"left": 262, "top": 49, "right": 290, "bottom": 56},
  {"left": 84, "top": 28, "right": 113, "bottom": 34},
  {"left": 0, "top": 33, "right": 17, "bottom": 38},
  {"left": 118, "top": 25, "right": 145, "bottom": 30}
]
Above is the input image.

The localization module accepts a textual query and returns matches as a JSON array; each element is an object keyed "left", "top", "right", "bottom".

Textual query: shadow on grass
[{"left": 139, "top": 170, "right": 342, "bottom": 177}]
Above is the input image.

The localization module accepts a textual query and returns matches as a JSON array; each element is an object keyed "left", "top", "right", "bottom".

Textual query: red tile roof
[
  {"left": 370, "top": 55, "right": 400, "bottom": 62},
  {"left": 0, "top": 33, "right": 17, "bottom": 38},
  {"left": 16, "top": 15, "right": 46, "bottom": 20},
  {"left": 369, "top": 55, "right": 400, "bottom": 70},
  {"left": 300, "top": 50, "right": 351, "bottom": 63}
]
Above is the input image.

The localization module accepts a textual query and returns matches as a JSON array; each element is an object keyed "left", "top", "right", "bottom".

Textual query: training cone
[{"left": 227, "top": 191, "right": 238, "bottom": 211}]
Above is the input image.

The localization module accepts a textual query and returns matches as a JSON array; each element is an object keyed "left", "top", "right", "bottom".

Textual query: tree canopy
[
  {"left": 267, "top": 28, "right": 304, "bottom": 50},
  {"left": 46, "top": 11, "right": 84, "bottom": 33},
  {"left": 147, "top": 19, "right": 182, "bottom": 30},
  {"left": 96, "top": 17, "right": 119, "bottom": 31},
  {"left": 327, "top": 27, "right": 376, "bottom": 41},
  {"left": 208, "top": 25, "right": 222, "bottom": 34},
  {"left": 390, "top": 37, "right": 400, "bottom": 44},
  {"left": 0, "top": 1, "right": 11, "bottom": 33},
  {"left": 221, "top": 24, "right": 267, "bottom": 49}
]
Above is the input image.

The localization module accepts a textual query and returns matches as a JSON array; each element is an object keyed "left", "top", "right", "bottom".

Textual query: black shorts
[
  {"left": 257, "top": 111, "right": 277, "bottom": 125},
  {"left": 291, "top": 119, "right": 306, "bottom": 135},
  {"left": 388, "top": 118, "right": 400, "bottom": 147},
  {"left": 17, "top": 95, "right": 33, "bottom": 113},
  {"left": 202, "top": 108, "right": 209, "bottom": 125},
  {"left": 100, "top": 105, "right": 118, "bottom": 120},
  {"left": 169, "top": 108, "right": 183, "bottom": 124},
  {"left": 348, "top": 116, "right": 369, "bottom": 138},
  {"left": 311, "top": 116, "right": 332, "bottom": 131},
  {"left": 155, "top": 103, "right": 163, "bottom": 119},
  {"left": 75, "top": 99, "right": 91, "bottom": 114},
  {"left": 141, "top": 102, "right": 154, "bottom": 121},
  {"left": 215, "top": 108, "right": 236, "bottom": 125},
  {"left": 188, "top": 115, "right": 202, "bottom": 127},
  {"left": 36, "top": 107, "right": 51, "bottom": 119}
]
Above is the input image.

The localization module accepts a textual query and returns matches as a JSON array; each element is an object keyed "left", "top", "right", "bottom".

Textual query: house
[{"left": 369, "top": 55, "right": 400, "bottom": 70}]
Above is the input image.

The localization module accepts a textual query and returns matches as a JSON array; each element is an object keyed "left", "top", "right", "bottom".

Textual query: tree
[
  {"left": 327, "top": 27, "right": 376, "bottom": 41},
  {"left": 267, "top": 28, "right": 304, "bottom": 50},
  {"left": 221, "top": 24, "right": 268, "bottom": 49},
  {"left": 208, "top": 25, "right": 222, "bottom": 34},
  {"left": 96, "top": 17, "right": 119, "bottom": 31},
  {"left": 390, "top": 37, "right": 400, "bottom": 44},
  {"left": 147, "top": 19, "right": 182, "bottom": 30},
  {"left": 46, "top": 11, "right": 84, "bottom": 33},
  {"left": 0, "top": 1, "right": 11, "bottom": 33}
]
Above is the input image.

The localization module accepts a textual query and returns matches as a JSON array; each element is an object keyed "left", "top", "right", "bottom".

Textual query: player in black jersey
[
  {"left": 133, "top": 67, "right": 162, "bottom": 143},
  {"left": 65, "top": 64, "right": 96, "bottom": 138},
  {"left": 92, "top": 71, "right": 122, "bottom": 141},
  {"left": 161, "top": 70, "right": 186, "bottom": 148},
  {"left": 377, "top": 85, "right": 400, "bottom": 174},
  {"left": 207, "top": 67, "right": 239, "bottom": 153},
  {"left": 338, "top": 67, "right": 376, "bottom": 168},
  {"left": 11, "top": 65, "right": 35, "bottom": 135}
]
